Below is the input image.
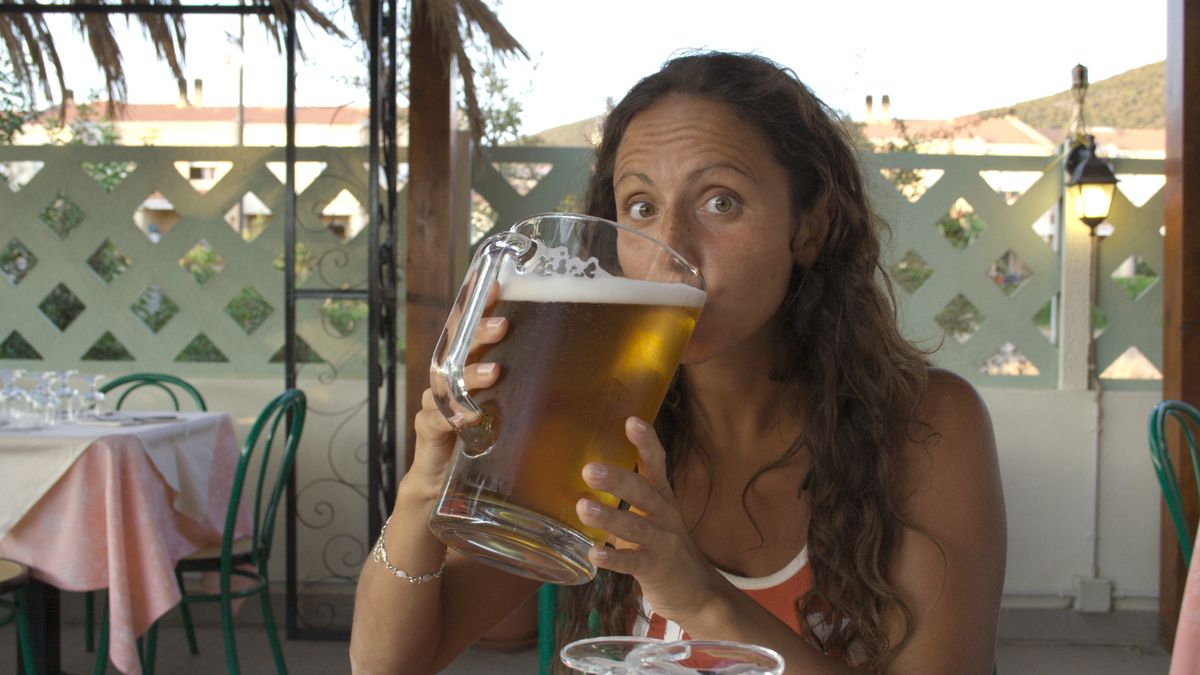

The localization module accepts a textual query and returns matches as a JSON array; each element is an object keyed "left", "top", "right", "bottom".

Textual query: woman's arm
[
  {"left": 880, "top": 369, "right": 1006, "bottom": 673},
  {"left": 348, "top": 471, "right": 540, "bottom": 674},
  {"left": 577, "top": 370, "right": 1005, "bottom": 674},
  {"left": 349, "top": 316, "right": 542, "bottom": 674}
]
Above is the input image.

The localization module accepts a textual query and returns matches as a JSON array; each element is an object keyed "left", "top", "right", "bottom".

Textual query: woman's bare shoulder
[{"left": 897, "top": 367, "right": 1001, "bottom": 506}]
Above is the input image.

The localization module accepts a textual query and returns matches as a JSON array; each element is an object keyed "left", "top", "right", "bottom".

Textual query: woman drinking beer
[{"left": 350, "top": 51, "right": 1005, "bottom": 674}]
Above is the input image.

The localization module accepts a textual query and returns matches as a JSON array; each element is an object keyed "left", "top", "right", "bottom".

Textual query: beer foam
[{"left": 499, "top": 272, "right": 706, "bottom": 307}]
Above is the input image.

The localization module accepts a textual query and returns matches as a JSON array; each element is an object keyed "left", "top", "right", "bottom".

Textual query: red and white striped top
[{"left": 630, "top": 546, "right": 813, "bottom": 641}]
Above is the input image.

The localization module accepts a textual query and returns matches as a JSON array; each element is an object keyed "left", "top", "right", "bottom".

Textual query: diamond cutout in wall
[
  {"left": 133, "top": 192, "right": 179, "bottom": 243},
  {"left": 172, "top": 161, "right": 233, "bottom": 194},
  {"left": 935, "top": 293, "right": 984, "bottom": 344},
  {"left": 81, "top": 161, "right": 135, "bottom": 193},
  {"left": 176, "top": 333, "right": 229, "bottom": 363},
  {"left": 321, "top": 298, "right": 368, "bottom": 337},
  {"left": 880, "top": 168, "right": 944, "bottom": 203},
  {"left": 39, "top": 283, "right": 85, "bottom": 332},
  {"left": 471, "top": 191, "right": 498, "bottom": 245},
  {"left": 131, "top": 285, "right": 180, "bottom": 333},
  {"left": 978, "top": 170, "right": 1043, "bottom": 205},
  {"left": 86, "top": 239, "right": 131, "bottom": 285},
  {"left": 1033, "top": 299, "right": 1054, "bottom": 341},
  {"left": 1111, "top": 254, "right": 1158, "bottom": 300},
  {"left": 974, "top": 169, "right": 1041, "bottom": 204},
  {"left": 40, "top": 192, "right": 84, "bottom": 239},
  {"left": 988, "top": 249, "right": 1032, "bottom": 296},
  {"left": 82, "top": 331, "right": 134, "bottom": 361},
  {"left": 0, "top": 331, "right": 41, "bottom": 359},
  {"left": 1115, "top": 174, "right": 1166, "bottom": 208},
  {"left": 493, "top": 162, "right": 553, "bottom": 197},
  {"left": 1031, "top": 206, "right": 1058, "bottom": 250},
  {"left": 1092, "top": 305, "right": 1110, "bottom": 340},
  {"left": 936, "top": 198, "right": 986, "bottom": 250},
  {"left": 267, "top": 161, "right": 327, "bottom": 195},
  {"left": 179, "top": 240, "right": 224, "bottom": 285},
  {"left": 320, "top": 189, "right": 367, "bottom": 241},
  {"left": 225, "top": 286, "right": 274, "bottom": 335},
  {"left": 0, "top": 161, "right": 43, "bottom": 192},
  {"left": 224, "top": 192, "right": 273, "bottom": 242},
  {"left": 0, "top": 239, "right": 37, "bottom": 285},
  {"left": 362, "top": 161, "right": 408, "bottom": 193},
  {"left": 890, "top": 249, "right": 934, "bottom": 294},
  {"left": 269, "top": 336, "right": 324, "bottom": 363},
  {"left": 981, "top": 342, "right": 1040, "bottom": 376},
  {"left": 272, "top": 243, "right": 317, "bottom": 285},
  {"left": 1100, "top": 346, "right": 1162, "bottom": 380}
]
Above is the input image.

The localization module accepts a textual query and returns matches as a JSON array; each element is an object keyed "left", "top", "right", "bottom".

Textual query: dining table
[{"left": 0, "top": 410, "right": 249, "bottom": 675}]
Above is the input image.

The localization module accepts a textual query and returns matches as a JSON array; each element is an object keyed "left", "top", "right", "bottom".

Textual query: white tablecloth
[{"left": 0, "top": 411, "right": 226, "bottom": 538}]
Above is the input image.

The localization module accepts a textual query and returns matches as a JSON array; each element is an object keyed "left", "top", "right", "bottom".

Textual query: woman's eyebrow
[
  {"left": 615, "top": 171, "right": 654, "bottom": 188},
  {"left": 688, "top": 163, "right": 752, "bottom": 182}
]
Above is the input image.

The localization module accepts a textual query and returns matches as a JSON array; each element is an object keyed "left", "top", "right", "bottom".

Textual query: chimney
[
  {"left": 177, "top": 81, "right": 188, "bottom": 108},
  {"left": 606, "top": 96, "right": 615, "bottom": 113},
  {"left": 193, "top": 78, "right": 203, "bottom": 107},
  {"left": 61, "top": 89, "right": 74, "bottom": 118},
  {"left": 881, "top": 94, "right": 891, "bottom": 120},
  {"left": 865, "top": 95, "right": 874, "bottom": 123}
]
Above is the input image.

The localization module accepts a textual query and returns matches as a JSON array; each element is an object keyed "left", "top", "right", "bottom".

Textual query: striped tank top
[{"left": 630, "top": 546, "right": 813, "bottom": 641}]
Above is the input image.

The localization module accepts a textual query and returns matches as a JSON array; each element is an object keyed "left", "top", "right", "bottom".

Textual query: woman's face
[{"left": 613, "top": 95, "right": 800, "bottom": 365}]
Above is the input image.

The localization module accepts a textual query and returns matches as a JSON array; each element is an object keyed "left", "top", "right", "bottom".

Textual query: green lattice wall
[{"left": 0, "top": 145, "right": 1164, "bottom": 390}]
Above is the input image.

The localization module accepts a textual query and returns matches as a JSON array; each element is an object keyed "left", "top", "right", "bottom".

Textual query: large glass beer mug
[{"left": 428, "top": 213, "right": 706, "bottom": 584}]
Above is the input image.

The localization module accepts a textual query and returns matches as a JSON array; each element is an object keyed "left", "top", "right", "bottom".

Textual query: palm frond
[
  {"left": 412, "top": 0, "right": 528, "bottom": 146},
  {"left": 0, "top": 0, "right": 527, "bottom": 150}
]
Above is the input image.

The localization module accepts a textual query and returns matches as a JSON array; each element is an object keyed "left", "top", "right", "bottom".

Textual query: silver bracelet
[{"left": 372, "top": 516, "right": 446, "bottom": 584}]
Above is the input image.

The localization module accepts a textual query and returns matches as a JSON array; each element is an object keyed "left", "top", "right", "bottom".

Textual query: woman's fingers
[
  {"left": 415, "top": 363, "right": 500, "bottom": 438},
  {"left": 576, "top": 497, "right": 655, "bottom": 546},
  {"left": 469, "top": 316, "right": 508, "bottom": 354},
  {"left": 626, "top": 417, "right": 672, "bottom": 498}
]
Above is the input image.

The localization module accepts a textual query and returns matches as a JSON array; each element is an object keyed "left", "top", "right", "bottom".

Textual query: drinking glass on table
[
  {"left": 559, "top": 637, "right": 664, "bottom": 674},
  {"left": 78, "top": 374, "right": 107, "bottom": 417},
  {"left": 626, "top": 639, "right": 785, "bottom": 674},
  {"left": 0, "top": 369, "right": 26, "bottom": 426},
  {"left": 53, "top": 369, "right": 81, "bottom": 422},
  {"left": 27, "top": 371, "right": 61, "bottom": 427}
]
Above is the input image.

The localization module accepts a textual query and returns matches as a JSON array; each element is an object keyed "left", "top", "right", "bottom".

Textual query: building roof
[
  {"left": 859, "top": 115, "right": 1056, "bottom": 148},
  {"left": 39, "top": 101, "right": 371, "bottom": 127},
  {"left": 1040, "top": 126, "right": 1165, "bottom": 154}
]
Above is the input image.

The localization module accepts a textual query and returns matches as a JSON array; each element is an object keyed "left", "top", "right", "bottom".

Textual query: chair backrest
[
  {"left": 100, "top": 372, "right": 207, "bottom": 412},
  {"left": 1149, "top": 399, "right": 1200, "bottom": 565},
  {"left": 219, "top": 388, "right": 306, "bottom": 573}
]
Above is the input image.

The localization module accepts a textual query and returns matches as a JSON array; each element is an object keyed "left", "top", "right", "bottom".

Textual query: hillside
[{"left": 980, "top": 61, "right": 1164, "bottom": 129}]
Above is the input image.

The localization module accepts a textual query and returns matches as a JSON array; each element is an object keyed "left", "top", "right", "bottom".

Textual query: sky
[{"left": 41, "top": 0, "right": 1167, "bottom": 136}]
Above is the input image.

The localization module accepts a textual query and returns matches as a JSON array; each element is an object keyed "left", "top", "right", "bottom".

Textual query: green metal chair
[
  {"left": 1149, "top": 399, "right": 1200, "bottom": 565},
  {"left": 538, "top": 584, "right": 557, "bottom": 675},
  {"left": 87, "top": 373, "right": 207, "bottom": 657},
  {"left": 99, "top": 372, "right": 207, "bottom": 414},
  {"left": 0, "top": 559, "right": 37, "bottom": 675},
  {"left": 142, "top": 388, "right": 307, "bottom": 675}
]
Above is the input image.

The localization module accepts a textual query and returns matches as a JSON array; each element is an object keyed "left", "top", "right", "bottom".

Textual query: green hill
[{"left": 980, "top": 61, "right": 1164, "bottom": 129}]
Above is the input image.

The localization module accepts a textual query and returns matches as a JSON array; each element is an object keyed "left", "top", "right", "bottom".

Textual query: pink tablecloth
[{"left": 0, "top": 413, "right": 248, "bottom": 675}]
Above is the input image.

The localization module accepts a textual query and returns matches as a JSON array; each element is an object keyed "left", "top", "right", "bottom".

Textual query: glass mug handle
[{"left": 430, "top": 231, "right": 535, "bottom": 457}]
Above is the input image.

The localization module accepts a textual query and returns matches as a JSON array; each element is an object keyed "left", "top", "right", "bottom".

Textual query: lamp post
[
  {"left": 1064, "top": 65, "right": 1119, "bottom": 387},
  {"left": 1065, "top": 64, "right": 1119, "bottom": 611}
]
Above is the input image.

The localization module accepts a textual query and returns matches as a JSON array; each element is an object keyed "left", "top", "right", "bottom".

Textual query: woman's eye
[
  {"left": 627, "top": 201, "right": 657, "bottom": 220},
  {"left": 703, "top": 194, "right": 739, "bottom": 215}
]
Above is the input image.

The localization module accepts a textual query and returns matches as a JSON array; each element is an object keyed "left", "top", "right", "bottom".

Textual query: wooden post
[
  {"left": 405, "top": 0, "right": 460, "bottom": 469},
  {"left": 1160, "top": 0, "right": 1200, "bottom": 645}
]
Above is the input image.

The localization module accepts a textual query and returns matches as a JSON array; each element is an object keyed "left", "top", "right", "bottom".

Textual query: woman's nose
[{"left": 657, "top": 204, "right": 698, "bottom": 264}]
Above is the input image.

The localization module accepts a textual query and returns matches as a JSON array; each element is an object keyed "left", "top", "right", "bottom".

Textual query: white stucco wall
[
  {"left": 983, "top": 387, "right": 1161, "bottom": 605},
  {"left": 179, "top": 376, "right": 1164, "bottom": 604}
]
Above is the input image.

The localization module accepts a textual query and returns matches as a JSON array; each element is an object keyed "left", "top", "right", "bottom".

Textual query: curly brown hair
[{"left": 554, "top": 51, "right": 930, "bottom": 672}]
